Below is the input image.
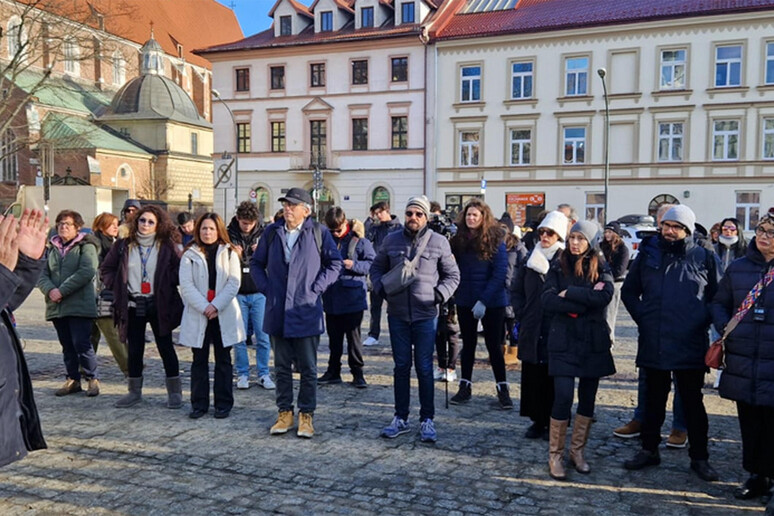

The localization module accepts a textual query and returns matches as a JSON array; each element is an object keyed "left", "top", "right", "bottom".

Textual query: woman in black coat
[
  {"left": 600, "top": 221, "right": 629, "bottom": 345},
  {"left": 714, "top": 217, "right": 748, "bottom": 273},
  {"left": 711, "top": 212, "right": 774, "bottom": 505},
  {"left": 542, "top": 220, "right": 614, "bottom": 481}
]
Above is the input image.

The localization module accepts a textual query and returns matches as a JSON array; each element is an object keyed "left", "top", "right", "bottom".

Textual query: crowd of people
[{"left": 3, "top": 191, "right": 774, "bottom": 511}]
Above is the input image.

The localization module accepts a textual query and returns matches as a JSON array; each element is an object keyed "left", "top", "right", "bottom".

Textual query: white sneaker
[
  {"left": 434, "top": 367, "right": 445, "bottom": 381},
  {"left": 445, "top": 369, "right": 457, "bottom": 383},
  {"left": 236, "top": 375, "right": 250, "bottom": 390},
  {"left": 258, "top": 374, "right": 276, "bottom": 390},
  {"left": 363, "top": 336, "right": 380, "bottom": 347}
]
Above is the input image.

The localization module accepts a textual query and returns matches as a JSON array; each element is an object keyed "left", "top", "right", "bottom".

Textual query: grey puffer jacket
[{"left": 370, "top": 226, "right": 460, "bottom": 323}]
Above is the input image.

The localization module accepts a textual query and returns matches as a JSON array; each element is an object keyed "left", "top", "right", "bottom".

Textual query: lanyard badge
[{"left": 140, "top": 245, "right": 153, "bottom": 294}]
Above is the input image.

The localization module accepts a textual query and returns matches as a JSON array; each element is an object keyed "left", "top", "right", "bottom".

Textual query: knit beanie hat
[
  {"left": 570, "top": 220, "right": 600, "bottom": 247},
  {"left": 406, "top": 195, "right": 431, "bottom": 218},
  {"left": 604, "top": 221, "right": 622, "bottom": 236},
  {"left": 538, "top": 211, "right": 569, "bottom": 241},
  {"left": 499, "top": 212, "right": 515, "bottom": 234},
  {"left": 662, "top": 205, "right": 696, "bottom": 235}
]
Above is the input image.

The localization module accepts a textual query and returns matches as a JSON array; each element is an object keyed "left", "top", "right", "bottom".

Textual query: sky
[{"left": 216, "top": 0, "right": 310, "bottom": 38}]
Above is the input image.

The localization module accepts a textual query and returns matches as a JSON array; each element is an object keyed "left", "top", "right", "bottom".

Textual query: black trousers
[
  {"left": 435, "top": 309, "right": 460, "bottom": 370},
  {"left": 127, "top": 307, "right": 179, "bottom": 378},
  {"left": 325, "top": 311, "right": 364, "bottom": 375},
  {"left": 520, "top": 362, "right": 554, "bottom": 426},
  {"left": 190, "top": 321, "right": 233, "bottom": 412},
  {"left": 458, "top": 306, "right": 506, "bottom": 383},
  {"left": 737, "top": 401, "right": 774, "bottom": 478},
  {"left": 552, "top": 376, "right": 599, "bottom": 420},
  {"left": 641, "top": 368, "right": 709, "bottom": 460}
]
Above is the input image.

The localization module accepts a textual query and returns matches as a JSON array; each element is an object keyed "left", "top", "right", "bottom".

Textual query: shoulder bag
[{"left": 380, "top": 231, "right": 432, "bottom": 296}]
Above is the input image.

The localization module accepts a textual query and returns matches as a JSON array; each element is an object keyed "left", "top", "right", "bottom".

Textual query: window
[
  {"left": 7, "top": 17, "right": 22, "bottom": 58},
  {"left": 585, "top": 193, "right": 605, "bottom": 224},
  {"left": 712, "top": 120, "right": 739, "bottom": 160},
  {"left": 320, "top": 11, "right": 333, "bottom": 32},
  {"left": 511, "top": 61, "right": 533, "bottom": 99},
  {"left": 510, "top": 129, "right": 531, "bottom": 165},
  {"left": 565, "top": 57, "right": 588, "bottom": 96},
  {"left": 280, "top": 16, "right": 292, "bottom": 36},
  {"left": 361, "top": 7, "right": 374, "bottom": 28},
  {"left": 715, "top": 45, "right": 742, "bottom": 87},
  {"left": 563, "top": 127, "right": 586, "bottom": 164},
  {"left": 310, "top": 63, "right": 325, "bottom": 87},
  {"left": 372, "top": 186, "right": 390, "bottom": 207},
  {"left": 763, "top": 118, "right": 774, "bottom": 160},
  {"left": 191, "top": 132, "right": 198, "bottom": 155},
  {"left": 391, "top": 116, "right": 408, "bottom": 149},
  {"left": 235, "top": 68, "right": 250, "bottom": 92},
  {"left": 460, "top": 65, "right": 481, "bottom": 102},
  {"left": 310, "top": 120, "right": 327, "bottom": 167},
  {"left": 401, "top": 2, "right": 415, "bottom": 24},
  {"left": 736, "top": 192, "right": 760, "bottom": 231},
  {"left": 660, "top": 49, "right": 686, "bottom": 90},
  {"left": 459, "top": 131, "right": 480, "bottom": 167},
  {"left": 270, "top": 66, "right": 285, "bottom": 90},
  {"left": 391, "top": 57, "right": 408, "bottom": 82},
  {"left": 766, "top": 42, "right": 774, "bottom": 85},
  {"left": 112, "top": 51, "right": 125, "bottom": 86},
  {"left": 352, "top": 118, "right": 368, "bottom": 150},
  {"left": 237, "top": 123, "right": 251, "bottom": 153},
  {"left": 352, "top": 60, "right": 368, "bottom": 85},
  {"left": 1, "top": 129, "right": 17, "bottom": 183},
  {"left": 271, "top": 122, "right": 286, "bottom": 152},
  {"left": 63, "top": 38, "right": 79, "bottom": 75},
  {"left": 658, "top": 122, "right": 683, "bottom": 162}
]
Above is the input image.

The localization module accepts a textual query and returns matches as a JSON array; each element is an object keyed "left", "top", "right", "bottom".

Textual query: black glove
[{"left": 434, "top": 289, "right": 444, "bottom": 305}]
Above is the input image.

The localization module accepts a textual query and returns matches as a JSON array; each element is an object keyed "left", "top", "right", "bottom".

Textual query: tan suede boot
[
  {"left": 569, "top": 414, "right": 593, "bottom": 474},
  {"left": 504, "top": 345, "right": 519, "bottom": 365},
  {"left": 549, "top": 418, "right": 569, "bottom": 480}
]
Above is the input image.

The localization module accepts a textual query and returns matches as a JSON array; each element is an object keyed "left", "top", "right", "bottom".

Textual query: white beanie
[
  {"left": 662, "top": 205, "right": 696, "bottom": 235},
  {"left": 538, "top": 211, "right": 569, "bottom": 241}
]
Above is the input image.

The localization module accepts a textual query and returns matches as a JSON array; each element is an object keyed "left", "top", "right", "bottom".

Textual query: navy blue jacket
[
  {"left": 250, "top": 217, "right": 342, "bottom": 338},
  {"left": 322, "top": 224, "right": 375, "bottom": 315},
  {"left": 542, "top": 252, "right": 616, "bottom": 378},
  {"left": 366, "top": 215, "right": 402, "bottom": 253},
  {"left": 622, "top": 235, "right": 720, "bottom": 370},
  {"left": 711, "top": 240, "right": 774, "bottom": 408},
  {"left": 453, "top": 242, "right": 509, "bottom": 308}
]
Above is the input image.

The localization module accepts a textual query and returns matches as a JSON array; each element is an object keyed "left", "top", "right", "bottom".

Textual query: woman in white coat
[{"left": 179, "top": 213, "right": 244, "bottom": 419}]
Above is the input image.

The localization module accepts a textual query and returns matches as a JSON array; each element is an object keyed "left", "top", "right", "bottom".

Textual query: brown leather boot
[
  {"left": 569, "top": 414, "right": 593, "bottom": 474},
  {"left": 504, "top": 345, "right": 519, "bottom": 366},
  {"left": 548, "top": 418, "right": 568, "bottom": 480}
]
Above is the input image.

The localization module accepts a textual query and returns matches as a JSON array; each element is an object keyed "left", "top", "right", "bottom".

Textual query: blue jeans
[
  {"left": 388, "top": 316, "right": 437, "bottom": 422},
  {"left": 53, "top": 317, "right": 97, "bottom": 380},
  {"left": 634, "top": 367, "right": 687, "bottom": 432},
  {"left": 233, "top": 293, "right": 271, "bottom": 378}
]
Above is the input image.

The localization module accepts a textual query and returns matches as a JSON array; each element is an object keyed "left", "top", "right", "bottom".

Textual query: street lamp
[
  {"left": 212, "top": 88, "right": 238, "bottom": 214},
  {"left": 597, "top": 68, "right": 610, "bottom": 225}
]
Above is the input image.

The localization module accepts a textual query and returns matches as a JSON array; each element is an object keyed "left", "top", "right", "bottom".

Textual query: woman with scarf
[
  {"left": 179, "top": 213, "right": 244, "bottom": 419},
  {"left": 101, "top": 205, "right": 184, "bottom": 409},
  {"left": 89, "top": 212, "right": 128, "bottom": 376},
  {"left": 714, "top": 217, "right": 748, "bottom": 272},
  {"left": 542, "top": 220, "right": 615, "bottom": 480},
  {"left": 511, "top": 210, "right": 566, "bottom": 440},
  {"left": 37, "top": 210, "right": 100, "bottom": 397}
]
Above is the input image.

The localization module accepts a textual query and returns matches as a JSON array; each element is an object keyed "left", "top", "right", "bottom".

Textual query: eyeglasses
[
  {"left": 56, "top": 222, "right": 75, "bottom": 228},
  {"left": 755, "top": 226, "right": 774, "bottom": 239},
  {"left": 721, "top": 225, "right": 738, "bottom": 231},
  {"left": 661, "top": 221, "right": 685, "bottom": 232},
  {"left": 138, "top": 218, "right": 156, "bottom": 226},
  {"left": 405, "top": 211, "right": 425, "bottom": 219},
  {"left": 537, "top": 228, "right": 555, "bottom": 237},
  {"left": 282, "top": 201, "right": 303, "bottom": 209}
]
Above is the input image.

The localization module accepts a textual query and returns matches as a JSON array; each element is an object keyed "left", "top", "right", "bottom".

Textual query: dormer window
[
  {"left": 401, "top": 2, "right": 415, "bottom": 24},
  {"left": 361, "top": 7, "right": 374, "bottom": 28},
  {"left": 320, "top": 11, "right": 333, "bottom": 32},
  {"left": 280, "top": 16, "right": 292, "bottom": 36}
]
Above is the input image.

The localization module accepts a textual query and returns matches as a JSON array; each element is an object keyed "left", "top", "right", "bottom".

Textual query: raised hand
[
  {"left": 16, "top": 209, "right": 49, "bottom": 260},
  {"left": 0, "top": 214, "right": 19, "bottom": 272}
]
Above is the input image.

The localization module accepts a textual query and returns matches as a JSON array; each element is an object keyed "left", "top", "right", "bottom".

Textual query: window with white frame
[
  {"left": 459, "top": 131, "right": 480, "bottom": 167},
  {"left": 63, "top": 38, "right": 79, "bottom": 75},
  {"left": 511, "top": 61, "right": 533, "bottom": 99},
  {"left": 563, "top": 127, "right": 586, "bottom": 164},
  {"left": 657, "top": 122, "right": 683, "bottom": 162},
  {"left": 736, "top": 191, "right": 760, "bottom": 231},
  {"left": 510, "top": 129, "right": 531, "bottom": 165},
  {"left": 766, "top": 42, "right": 774, "bottom": 85},
  {"left": 565, "top": 57, "right": 588, "bottom": 96},
  {"left": 113, "top": 51, "right": 126, "bottom": 86},
  {"left": 763, "top": 118, "right": 774, "bottom": 160},
  {"left": 660, "top": 49, "right": 686, "bottom": 90},
  {"left": 715, "top": 45, "right": 742, "bottom": 87},
  {"left": 320, "top": 11, "right": 333, "bottom": 32},
  {"left": 460, "top": 66, "right": 481, "bottom": 102},
  {"left": 585, "top": 192, "right": 605, "bottom": 224},
  {"left": 6, "top": 17, "right": 22, "bottom": 58},
  {"left": 712, "top": 120, "right": 740, "bottom": 161},
  {"left": 1, "top": 129, "right": 18, "bottom": 183}
]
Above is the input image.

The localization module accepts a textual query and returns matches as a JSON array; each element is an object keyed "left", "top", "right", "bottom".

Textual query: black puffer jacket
[
  {"left": 542, "top": 252, "right": 616, "bottom": 378},
  {"left": 711, "top": 239, "right": 774, "bottom": 407},
  {"left": 601, "top": 241, "right": 630, "bottom": 281},
  {"left": 365, "top": 215, "right": 402, "bottom": 254},
  {"left": 227, "top": 217, "right": 263, "bottom": 295}
]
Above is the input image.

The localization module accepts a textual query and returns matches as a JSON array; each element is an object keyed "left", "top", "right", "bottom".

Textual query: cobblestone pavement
[{"left": 0, "top": 290, "right": 764, "bottom": 515}]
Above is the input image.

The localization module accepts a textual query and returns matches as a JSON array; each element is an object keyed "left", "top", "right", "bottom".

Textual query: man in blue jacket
[
  {"left": 370, "top": 195, "right": 460, "bottom": 443},
  {"left": 622, "top": 204, "right": 721, "bottom": 481},
  {"left": 250, "top": 188, "right": 342, "bottom": 439}
]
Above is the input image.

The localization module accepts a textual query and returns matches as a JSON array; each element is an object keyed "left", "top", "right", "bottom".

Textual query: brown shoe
[
  {"left": 613, "top": 419, "right": 641, "bottom": 439},
  {"left": 270, "top": 411, "right": 294, "bottom": 435},
  {"left": 569, "top": 414, "right": 593, "bottom": 474},
  {"left": 504, "top": 345, "right": 519, "bottom": 366},
  {"left": 86, "top": 379, "right": 100, "bottom": 397},
  {"left": 55, "top": 378, "right": 82, "bottom": 397},
  {"left": 297, "top": 412, "right": 314, "bottom": 438},
  {"left": 548, "top": 418, "right": 568, "bottom": 480},
  {"left": 666, "top": 429, "right": 688, "bottom": 449}
]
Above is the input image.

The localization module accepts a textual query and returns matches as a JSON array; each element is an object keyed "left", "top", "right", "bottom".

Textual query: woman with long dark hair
[
  {"left": 101, "top": 205, "right": 184, "bottom": 409},
  {"left": 542, "top": 220, "right": 615, "bottom": 480},
  {"left": 714, "top": 217, "right": 748, "bottom": 272},
  {"left": 179, "top": 213, "right": 244, "bottom": 419},
  {"left": 600, "top": 221, "right": 629, "bottom": 345},
  {"left": 448, "top": 199, "right": 511, "bottom": 409}
]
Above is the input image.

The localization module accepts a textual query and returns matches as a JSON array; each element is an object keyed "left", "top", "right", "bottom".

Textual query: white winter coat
[{"left": 179, "top": 244, "right": 245, "bottom": 348}]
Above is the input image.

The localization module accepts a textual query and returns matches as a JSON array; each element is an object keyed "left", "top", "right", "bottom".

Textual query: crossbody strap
[
  {"left": 723, "top": 266, "right": 774, "bottom": 339},
  {"left": 408, "top": 231, "right": 432, "bottom": 266}
]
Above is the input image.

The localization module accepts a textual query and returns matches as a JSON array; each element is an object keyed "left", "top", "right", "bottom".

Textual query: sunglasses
[
  {"left": 405, "top": 210, "right": 425, "bottom": 219},
  {"left": 721, "top": 225, "right": 738, "bottom": 231},
  {"left": 138, "top": 218, "right": 156, "bottom": 226},
  {"left": 538, "top": 228, "right": 555, "bottom": 237}
]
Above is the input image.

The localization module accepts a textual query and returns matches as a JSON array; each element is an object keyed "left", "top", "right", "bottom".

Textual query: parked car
[
  {"left": 620, "top": 224, "right": 659, "bottom": 262},
  {"left": 616, "top": 214, "right": 656, "bottom": 226}
]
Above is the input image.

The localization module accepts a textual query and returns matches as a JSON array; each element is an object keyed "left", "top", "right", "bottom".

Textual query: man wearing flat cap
[
  {"left": 370, "top": 195, "right": 460, "bottom": 443},
  {"left": 251, "top": 187, "right": 342, "bottom": 439}
]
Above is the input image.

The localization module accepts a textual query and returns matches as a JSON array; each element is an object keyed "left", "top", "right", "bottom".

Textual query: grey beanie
[
  {"left": 570, "top": 220, "right": 600, "bottom": 247},
  {"left": 406, "top": 195, "right": 431, "bottom": 217},
  {"left": 662, "top": 205, "right": 695, "bottom": 235}
]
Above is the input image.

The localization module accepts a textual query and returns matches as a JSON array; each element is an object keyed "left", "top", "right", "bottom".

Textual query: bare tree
[{"left": 137, "top": 171, "right": 174, "bottom": 201}]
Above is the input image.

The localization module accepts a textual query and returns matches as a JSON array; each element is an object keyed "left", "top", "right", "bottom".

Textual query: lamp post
[
  {"left": 597, "top": 68, "right": 610, "bottom": 225},
  {"left": 212, "top": 89, "right": 238, "bottom": 214}
]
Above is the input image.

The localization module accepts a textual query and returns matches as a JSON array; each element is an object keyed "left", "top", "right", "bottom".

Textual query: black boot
[
  {"left": 734, "top": 474, "right": 770, "bottom": 500},
  {"left": 624, "top": 449, "right": 660, "bottom": 470},
  {"left": 690, "top": 460, "right": 719, "bottom": 482},
  {"left": 351, "top": 370, "right": 367, "bottom": 389},
  {"left": 317, "top": 370, "right": 342, "bottom": 384},
  {"left": 450, "top": 382, "right": 472, "bottom": 405},
  {"left": 496, "top": 382, "right": 513, "bottom": 410}
]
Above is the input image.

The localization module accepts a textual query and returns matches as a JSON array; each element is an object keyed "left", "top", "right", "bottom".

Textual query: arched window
[
  {"left": 112, "top": 50, "right": 126, "bottom": 86},
  {"left": 6, "top": 16, "right": 23, "bottom": 59},
  {"left": 63, "top": 38, "right": 79, "bottom": 75},
  {"left": 371, "top": 186, "right": 390, "bottom": 207},
  {"left": 253, "top": 186, "right": 269, "bottom": 221},
  {"left": 648, "top": 194, "right": 680, "bottom": 216},
  {"left": 1, "top": 129, "right": 19, "bottom": 183}
]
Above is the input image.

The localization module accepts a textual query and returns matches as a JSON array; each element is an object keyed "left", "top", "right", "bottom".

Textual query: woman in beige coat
[{"left": 179, "top": 213, "right": 244, "bottom": 419}]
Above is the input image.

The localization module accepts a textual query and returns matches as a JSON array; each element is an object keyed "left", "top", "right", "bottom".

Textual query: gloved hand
[
  {"left": 434, "top": 289, "right": 444, "bottom": 305},
  {"left": 472, "top": 300, "right": 486, "bottom": 320}
]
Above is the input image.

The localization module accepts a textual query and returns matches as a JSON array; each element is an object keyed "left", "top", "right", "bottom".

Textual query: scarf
[
  {"left": 718, "top": 235, "right": 738, "bottom": 247},
  {"left": 50, "top": 232, "right": 86, "bottom": 258},
  {"left": 135, "top": 232, "right": 156, "bottom": 248},
  {"left": 526, "top": 240, "right": 564, "bottom": 274}
]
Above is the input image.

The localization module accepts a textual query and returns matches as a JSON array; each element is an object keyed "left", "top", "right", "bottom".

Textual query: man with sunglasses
[
  {"left": 371, "top": 195, "right": 460, "bottom": 443},
  {"left": 622, "top": 204, "right": 722, "bottom": 482}
]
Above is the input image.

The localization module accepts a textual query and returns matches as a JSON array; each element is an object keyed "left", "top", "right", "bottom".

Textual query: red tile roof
[
  {"left": 269, "top": 0, "right": 314, "bottom": 19},
  {"left": 438, "top": 0, "right": 774, "bottom": 40},
  {"left": 310, "top": 0, "right": 356, "bottom": 13}
]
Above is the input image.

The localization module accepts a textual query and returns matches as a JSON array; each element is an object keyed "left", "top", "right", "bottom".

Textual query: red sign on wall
[{"left": 506, "top": 192, "right": 545, "bottom": 226}]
